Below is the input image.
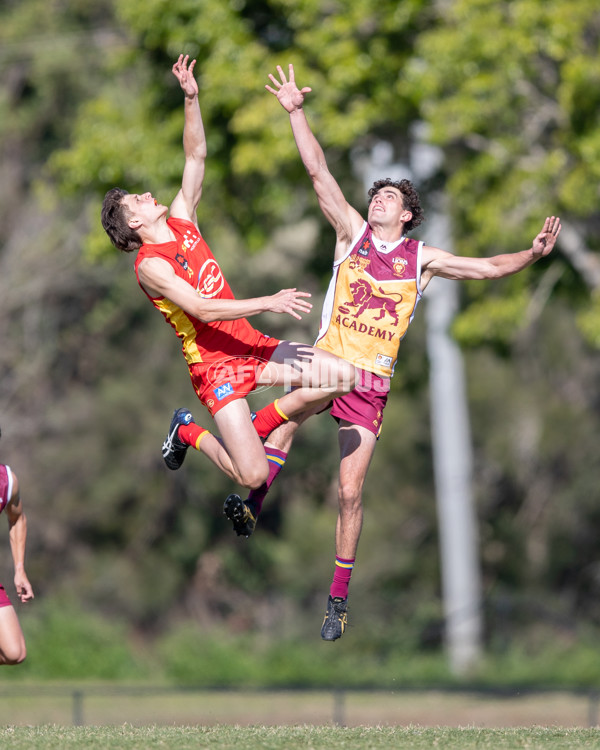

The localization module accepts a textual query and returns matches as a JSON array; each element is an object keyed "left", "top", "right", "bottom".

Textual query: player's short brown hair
[{"left": 101, "top": 188, "right": 143, "bottom": 252}]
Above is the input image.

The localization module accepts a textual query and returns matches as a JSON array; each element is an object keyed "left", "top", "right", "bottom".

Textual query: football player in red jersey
[{"left": 100, "top": 55, "right": 357, "bottom": 529}]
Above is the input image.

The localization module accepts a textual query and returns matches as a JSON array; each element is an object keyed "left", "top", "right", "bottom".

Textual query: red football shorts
[
  {"left": 0, "top": 584, "right": 12, "bottom": 608},
  {"left": 330, "top": 367, "right": 390, "bottom": 438},
  {"left": 190, "top": 334, "right": 281, "bottom": 417}
]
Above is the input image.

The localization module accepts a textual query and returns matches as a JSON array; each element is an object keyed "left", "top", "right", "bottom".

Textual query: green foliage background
[{"left": 1, "top": 0, "right": 600, "bottom": 684}]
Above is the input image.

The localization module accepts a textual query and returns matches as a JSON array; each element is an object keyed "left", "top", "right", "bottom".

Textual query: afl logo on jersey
[{"left": 197, "top": 259, "right": 224, "bottom": 298}]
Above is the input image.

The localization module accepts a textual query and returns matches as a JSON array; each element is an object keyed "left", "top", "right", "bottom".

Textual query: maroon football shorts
[
  {"left": 0, "top": 584, "right": 12, "bottom": 608},
  {"left": 330, "top": 367, "right": 390, "bottom": 438}
]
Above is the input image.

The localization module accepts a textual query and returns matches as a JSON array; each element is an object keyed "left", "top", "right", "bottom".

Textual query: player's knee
[
  {"left": 11, "top": 649, "right": 26, "bottom": 665},
  {"left": 338, "top": 481, "right": 362, "bottom": 511},
  {"left": 331, "top": 361, "right": 358, "bottom": 394},
  {"left": 343, "top": 362, "right": 359, "bottom": 391},
  {"left": 0, "top": 644, "right": 26, "bottom": 665},
  {"left": 240, "top": 464, "right": 269, "bottom": 490}
]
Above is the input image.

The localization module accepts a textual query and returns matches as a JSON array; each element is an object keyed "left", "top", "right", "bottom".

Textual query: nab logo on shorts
[{"left": 214, "top": 382, "right": 234, "bottom": 401}]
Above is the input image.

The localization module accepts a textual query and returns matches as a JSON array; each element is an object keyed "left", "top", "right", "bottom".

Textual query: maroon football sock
[
  {"left": 246, "top": 448, "right": 287, "bottom": 515},
  {"left": 329, "top": 556, "right": 355, "bottom": 600}
]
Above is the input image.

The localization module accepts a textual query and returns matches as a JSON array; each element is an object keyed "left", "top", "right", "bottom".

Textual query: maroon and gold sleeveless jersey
[
  {"left": 134, "top": 218, "right": 274, "bottom": 368},
  {"left": 316, "top": 222, "right": 423, "bottom": 378},
  {"left": 0, "top": 464, "right": 13, "bottom": 514}
]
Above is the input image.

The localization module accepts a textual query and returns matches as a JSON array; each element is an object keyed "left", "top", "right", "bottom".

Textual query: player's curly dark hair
[
  {"left": 101, "top": 188, "right": 143, "bottom": 253},
  {"left": 367, "top": 178, "right": 424, "bottom": 233}
]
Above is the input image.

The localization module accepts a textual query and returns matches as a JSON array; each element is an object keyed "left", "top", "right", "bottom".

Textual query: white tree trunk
[{"left": 424, "top": 215, "right": 483, "bottom": 675}]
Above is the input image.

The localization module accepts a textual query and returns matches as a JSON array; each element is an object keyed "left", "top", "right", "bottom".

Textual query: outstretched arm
[
  {"left": 138, "top": 256, "right": 313, "bottom": 322},
  {"left": 266, "top": 64, "right": 363, "bottom": 258},
  {"left": 169, "top": 54, "right": 207, "bottom": 225},
  {"left": 5, "top": 475, "right": 33, "bottom": 604},
  {"left": 420, "top": 216, "right": 562, "bottom": 289}
]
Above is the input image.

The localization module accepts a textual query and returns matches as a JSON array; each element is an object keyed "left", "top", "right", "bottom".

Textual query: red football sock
[
  {"left": 330, "top": 556, "right": 355, "bottom": 600},
  {"left": 178, "top": 423, "right": 210, "bottom": 450},
  {"left": 252, "top": 399, "right": 289, "bottom": 439},
  {"left": 246, "top": 448, "right": 287, "bottom": 516}
]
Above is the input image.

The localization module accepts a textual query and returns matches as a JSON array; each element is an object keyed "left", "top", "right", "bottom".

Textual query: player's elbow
[
  {"left": 193, "top": 304, "right": 218, "bottom": 323},
  {"left": 185, "top": 147, "right": 207, "bottom": 166},
  {"left": 474, "top": 260, "right": 503, "bottom": 280},
  {"left": 305, "top": 158, "right": 329, "bottom": 183},
  {"left": 305, "top": 163, "right": 320, "bottom": 181}
]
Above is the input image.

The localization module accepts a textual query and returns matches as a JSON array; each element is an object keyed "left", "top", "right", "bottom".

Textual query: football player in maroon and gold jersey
[
  {"left": 0, "top": 428, "right": 33, "bottom": 665},
  {"left": 257, "top": 64, "right": 561, "bottom": 641}
]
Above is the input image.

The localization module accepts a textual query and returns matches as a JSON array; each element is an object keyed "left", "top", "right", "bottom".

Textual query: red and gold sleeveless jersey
[
  {"left": 134, "top": 218, "right": 267, "bottom": 367},
  {"left": 316, "top": 222, "right": 423, "bottom": 377}
]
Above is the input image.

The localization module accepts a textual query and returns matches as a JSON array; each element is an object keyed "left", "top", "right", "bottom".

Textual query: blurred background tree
[{"left": 1, "top": 0, "right": 600, "bottom": 681}]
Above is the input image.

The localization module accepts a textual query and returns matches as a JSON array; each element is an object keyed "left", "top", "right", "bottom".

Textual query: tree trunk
[{"left": 425, "top": 215, "right": 483, "bottom": 675}]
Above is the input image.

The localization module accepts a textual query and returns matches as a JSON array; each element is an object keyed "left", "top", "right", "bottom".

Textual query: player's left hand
[
  {"left": 14, "top": 570, "right": 34, "bottom": 603},
  {"left": 532, "top": 216, "right": 561, "bottom": 258},
  {"left": 172, "top": 54, "right": 198, "bottom": 99}
]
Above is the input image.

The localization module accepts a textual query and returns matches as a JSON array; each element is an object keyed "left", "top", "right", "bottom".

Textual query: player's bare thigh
[
  {"left": 212, "top": 399, "right": 269, "bottom": 487},
  {"left": 257, "top": 341, "right": 356, "bottom": 390},
  {"left": 338, "top": 421, "right": 378, "bottom": 494}
]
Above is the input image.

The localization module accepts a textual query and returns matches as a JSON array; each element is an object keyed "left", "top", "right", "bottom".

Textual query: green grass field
[
  {"left": 3, "top": 686, "right": 600, "bottom": 748},
  {"left": 2, "top": 725, "right": 600, "bottom": 749}
]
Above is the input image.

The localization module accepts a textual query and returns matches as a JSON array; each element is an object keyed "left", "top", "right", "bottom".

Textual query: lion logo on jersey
[
  {"left": 345, "top": 279, "right": 402, "bottom": 325},
  {"left": 392, "top": 257, "right": 408, "bottom": 276}
]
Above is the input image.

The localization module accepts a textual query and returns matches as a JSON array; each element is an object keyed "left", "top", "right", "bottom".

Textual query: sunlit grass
[{"left": 3, "top": 725, "right": 600, "bottom": 750}]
